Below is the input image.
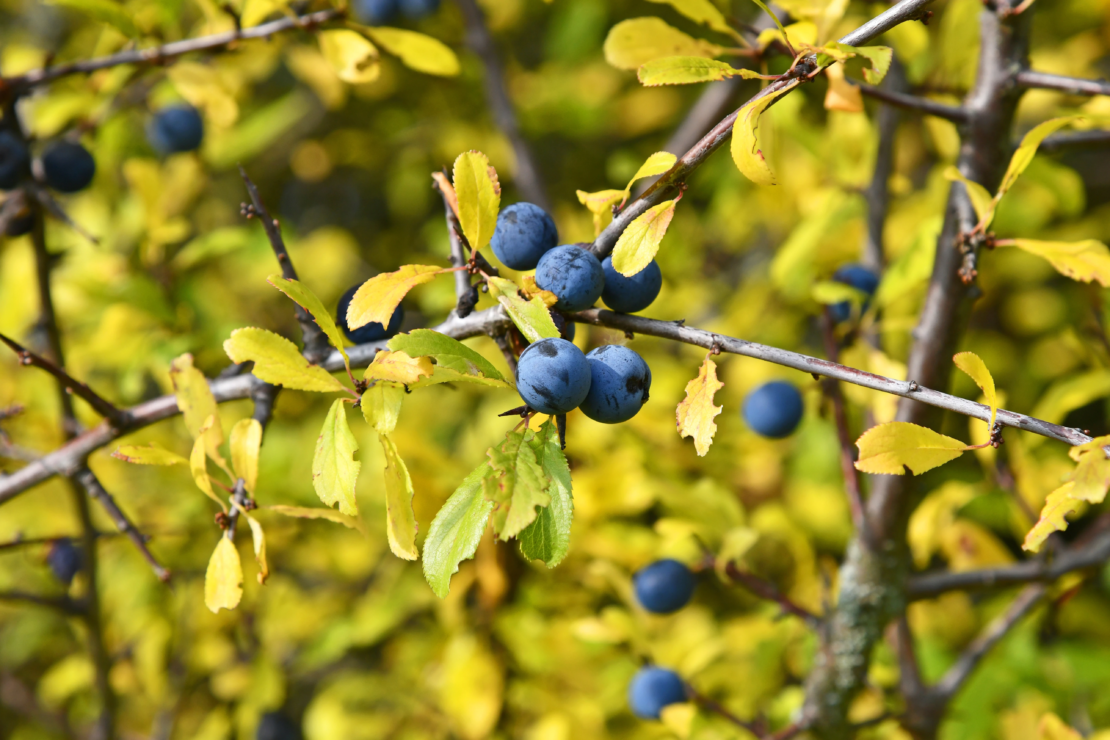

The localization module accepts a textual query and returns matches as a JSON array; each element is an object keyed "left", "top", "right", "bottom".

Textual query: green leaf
[
  {"left": 603, "top": 17, "right": 723, "bottom": 71},
  {"left": 224, "top": 328, "right": 347, "bottom": 393},
  {"left": 46, "top": 0, "right": 139, "bottom": 38},
  {"left": 409, "top": 365, "right": 515, "bottom": 390},
  {"left": 361, "top": 382, "right": 404, "bottom": 435},
  {"left": 998, "top": 117, "right": 1079, "bottom": 199},
  {"left": 423, "top": 462, "right": 495, "bottom": 598},
  {"left": 267, "top": 274, "right": 350, "bottom": 375},
  {"left": 484, "top": 428, "right": 551, "bottom": 541},
  {"left": 452, "top": 151, "right": 501, "bottom": 253},
  {"left": 518, "top": 422, "right": 573, "bottom": 568},
  {"left": 364, "top": 26, "right": 461, "bottom": 77},
  {"left": 813, "top": 43, "right": 893, "bottom": 85},
  {"left": 611, "top": 199, "right": 677, "bottom": 277},
  {"left": 312, "top": 399, "right": 361, "bottom": 516},
  {"left": 380, "top": 432, "right": 418, "bottom": 560},
  {"left": 637, "top": 57, "right": 763, "bottom": 86},
  {"left": 389, "top": 329, "right": 508, "bottom": 385},
  {"left": 112, "top": 444, "right": 188, "bottom": 466},
  {"left": 487, "top": 276, "right": 561, "bottom": 344}
]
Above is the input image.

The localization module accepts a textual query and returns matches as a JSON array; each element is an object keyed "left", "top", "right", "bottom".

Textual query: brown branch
[
  {"left": 856, "top": 82, "right": 968, "bottom": 122},
  {"left": 723, "top": 561, "right": 822, "bottom": 627},
  {"left": 684, "top": 683, "right": 763, "bottom": 734},
  {"left": 0, "top": 333, "right": 130, "bottom": 428},
  {"left": 0, "top": 590, "right": 85, "bottom": 615},
  {"left": 1015, "top": 69, "right": 1110, "bottom": 96},
  {"left": 0, "top": 9, "right": 342, "bottom": 91},
  {"left": 861, "top": 61, "right": 905, "bottom": 271},
  {"left": 433, "top": 175, "right": 476, "bottom": 311},
  {"left": 1038, "top": 129, "right": 1110, "bottom": 153}
]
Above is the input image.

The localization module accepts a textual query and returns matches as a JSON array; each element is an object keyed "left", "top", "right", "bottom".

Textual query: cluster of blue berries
[
  {"left": 0, "top": 131, "right": 95, "bottom": 197},
  {"left": 353, "top": 0, "right": 440, "bottom": 25},
  {"left": 628, "top": 559, "right": 697, "bottom": 718}
]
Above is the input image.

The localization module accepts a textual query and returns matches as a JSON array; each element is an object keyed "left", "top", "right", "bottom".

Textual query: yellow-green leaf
[
  {"left": 318, "top": 29, "right": 381, "bottom": 84},
  {"left": 999, "top": 239, "right": 1110, "bottom": 287},
  {"left": 953, "top": 351, "right": 998, "bottom": 430},
  {"left": 638, "top": 57, "right": 764, "bottom": 86},
  {"left": 484, "top": 428, "right": 550, "bottom": 540},
  {"left": 731, "top": 81, "right": 799, "bottom": 186},
  {"left": 312, "top": 399, "right": 361, "bottom": 516},
  {"left": 757, "top": 21, "right": 817, "bottom": 49},
  {"left": 361, "top": 382, "right": 404, "bottom": 435},
  {"left": 204, "top": 537, "right": 243, "bottom": 613},
  {"left": 169, "top": 353, "right": 226, "bottom": 469},
  {"left": 748, "top": 0, "right": 791, "bottom": 46},
  {"left": 1023, "top": 482, "right": 1081, "bottom": 553},
  {"left": 518, "top": 421, "right": 574, "bottom": 568},
  {"left": 1039, "top": 713, "right": 1084, "bottom": 740},
  {"left": 267, "top": 274, "right": 350, "bottom": 374},
  {"left": 240, "top": 511, "right": 269, "bottom": 585},
  {"left": 380, "top": 433, "right": 418, "bottom": 560},
  {"left": 814, "top": 43, "right": 893, "bottom": 85},
  {"left": 644, "top": 0, "right": 738, "bottom": 37},
  {"left": 224, "top": 328, "right": 347, "bottom": 393},
  {"left": 824, "top": 63, "right": 863, "bottom": 113},
  {"left": 577, "top": 189, "right": 626, "bottom": 235},
  {"left": 943, "top": 166, "right": 996, "bottom": 227},
  {"left": 266, "top": 505, "right": 366, "bottom": 535},
  {"left": 612, "top": 199, "right": 677, "bottom": 277},
  {"left": 364, "top": 26, "right": 460, "bottom": 77},
  {"left": 423, "top": 462, "right": 495, "bottom": 598},
  {"left": 626, "top": 151, "right": 678, "bottom": 190},
  {"left": 603, "top": 17, "right": 723, "bottom": 71},
  {"left": 452, "top": 151, "right": 501, "bottom": 253},
  {"left": 229, "top": 418, "right": 263, "bottom": 495},
  {"left": 854, "top": 421, "right": 967, "bottom": 475},
  {"left": 388, "top": 329, "right": 509, "bottom": 385},
  {"left": 112, "top": 444, "right": 188, "bottom": 466},
  {"left": 676, "top": 357, "right": 724, "bottom": 456},
  {"left": 999, "top": 117, "right": 1079, "bottom": 199},
  {"left": 191, "top": 418, "right": 227, "bottom": 512},
  {"left": 46, "top": 0, "right": 139, "bottom": 37},
  {"left": 364, "top": 350, "right": 435, "bottom": 386},
  {"left": 347, "top": 265, "right": 444, "bottom": 330},
  {"left": 487, "top": 276, "right": 561, "bottom": 343},
  {"left": 1071, "top": 447, "right": 1110, "bottom": 504}
]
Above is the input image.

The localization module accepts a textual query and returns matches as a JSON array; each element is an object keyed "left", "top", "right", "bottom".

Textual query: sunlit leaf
[
  {"left": 364, "top": 26, "right": 461, "bottom": 77},
  {"left": 204, "top": 537, "right": 243, "bottom": 613},
  {"left": 364, "top": 350, "right": 435, "bottom": 386},
  {"left": 229, "top": 418, "right": 263, "bottom": 495},
  {"left": 266, "top": 505, "right": 366, "bottom": 534},
  {"left": 112, "top": 444, "right": 188, "bottom": 466},
  {"left": 1023, "top": 483, "right": 1081, "bottom": 552},
  {"left": 240, "top": 511, "right": 269, "bottom": 585},
  {"left": 824, "top": 63, "right": 863, "bottom": 113},
  {"left": 757, "top": 21, "right": 817, "bottom": 49},
  {"left": 611, "top": 199, "right": 677, "bottom": 277},
  {"left": 380, "top": 432, "right": 418, "bottom": 560},
  {"left": 644, "top": 0, "right": 738, "bottom": 37},
  {"left": 487, "top": 276, "right": 561, "bottom": 344},
  {"left": 170, "top": 353, "right": 227, "bottom": 469},
  {"left": 998, "top": 117, "right": 1079, "bottom": 199},
  {"left": 484, "top": 428, "right": 551, "bottom": 541},
  {"left": 998, "top": 239, "right": 1110, "bottom": 287},
  {"left": 519, "top": 422, "right": 574, "bottom": 568},
  {"left": 318, "top": 29, "right": 381, "bottom": 84},
  {"left": 576, "top": 189, "right": 626, "bottom": 235},
  {"left": 1070, "top": 446, "right": 1110, "bottom": 504},
  {"left": 953, "top": 352, "right": 998, "bottom": 430},
  {"left": 191, "top": 417, "right": 228, "bottom": 512},
  {"left": 854, "top": 421, "right": 967, "bottom": 475},
  {"left": 731, "top": 81, "right": 799, "bottom": 186},
  {"left": 347, "top": 265, "right": 445, "bottom": 330},
  {"left": 312, "top": 399, "right": 361, "bottom": 516},
  {"left": 361, "top": 382, "right": 404, "bottom": 435},
  {"left": 225, "top": 328, "right": 347, "bottom": 393},
  {"left": 814, "top": 43, "right": 893, "bottom": 84},
  {"left": 390, "top": 329, "right": 510, "bottom": 385},
  {"left": 603, "top": 17, "right": 723, "bottom": 71},
  {"left": 267, "top": 274, "right": 350, "bottom": 374},
  {"left": 452, "top": 151, "right": 501, "bottom": 253},
  {"left": 423, "top": 462, "right": 495, "bottom": 598},
  {"left": 1039, "top": 713, "right": 1084, "bottom": 740},
  {"left": 676, "top": 356, "right": 724, "bottom": 456},
  {"left": 638, "top": 57, "right": 763, "bottom": 86}
]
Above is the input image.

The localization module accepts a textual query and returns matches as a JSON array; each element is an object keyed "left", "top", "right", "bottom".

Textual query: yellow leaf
[
  {"left": 312, "top": 399, "right": 361, "bottom": 516},
  {"left": 999, "top": 239, "right": 1110, "bottom": 287},
  {"left": 999, "top": 117, "right": 1079, "bottom": 199},
  {"left": 224, "top": 328, "right": 347, "bottom": 393},
  {"left": 240, "top": 0, "right": 289, "bottom": 27},
  {"left": 266, "top": 505, "right": 366, "bottom": 535},
  {"left": 676, "top": 357, "right": 724, "bottom": 456},
  {"left": 439, "top": 633, "right": 504, "bottom": 740},
  {"left": 381, "top": 433, "right": 419, "bottom": 561},
  {"left": 346, "top": 265, "right": 444, "bottom": 330},
  {"left": 638, "top": 57, "right": 763, "bottom": 86},
  {"left": 229, "top": 419, "right": 262, "bottom": 495},
  {"left": 854, "top": 421, "right": 967, "bottom": 475},
  {"left": 191, "top": 418, "right": 227, "bottom": 512},
  {"left": 361, "top": 382, "right": 404, "bottom": 435},
  {"left": 603, "top": 17, "right": 722, "bottom": 71},
  {"left": 240, "top": 511, "right": 269, "bottom": 585},
  {"left": 267, "top": 274, "right": 350, "bottom": 374},
  {"left": 626, "top": 151, "right": 678, "bottom": 190},
  {"left": 611, "top": 199, "right": 677, "bottom": 277},
  {"left": 943, "top": 166, "right": 996, "bottom": 227},
  {"left": 364, "top": 26, "right": 460, "bottom": 77},
  {"left": 204, "top": 537, "right": 243, "bottom": 613},
  {"left": 660, "top": 703, "right": 696, "bottom": 739},
  {"left": 758, "top": 21, "right": 817, "bottom": 49},
  {"left": 112, "top": 444, "right": 188, "bottom": 466},
  {"left": 730, "top": 81, "right": 799, "bottom": 186},
  {"left": 1068, "top": 434, "right": 1110, "bottom": 462},
  {"left": 169, "top": 354, "right": 227, "bottom": 469},
  {"left": 318, "top": 29, "right": 380, "bottom": 84},
  {"left": 576, "top": 189, "right": 626, "bottom": 236},
  {"left": 644, "top": 0, "right": 737, "bottom": 37},
  {"left": 452, "top": 151, "right": 501, "bottom": 253},
  {"left": 1071, "top": 448, "right": 1110, "bottom": 504},
  {"left": 1040, "top": 713, "right": 1084, "bottom": 740},
  {"left": 814, "top": 44, "right": 892, "bottom": 85},
  {"left": 953, "top": 351, "right": 998, "bottom": 430},
  {"left": 487, "top": 276, "right": 561, "bottom": 343},
  {"left": 364, "top": 350, "right": 435, "bottom": 385},
  {"left": 521, "top": 275, "right": 559, "bottom": 306},
  {"left": 824, "top": 63, "right": 863, "bottom": 113}
]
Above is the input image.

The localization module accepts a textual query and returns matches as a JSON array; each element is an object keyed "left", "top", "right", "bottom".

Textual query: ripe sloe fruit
[
  {"left": 742, "top": 381, "right": 804, "bottom": 439},
  {"left": 490, "top": 202, "right": 558, "bottom": 270},
  {"left": 148, "top": 105, "right": 204, "bottom": 154},
  {"left": 336, "top": 285, "right": 404, "bottom": 344},
  {"left": 580, "top": 345, "right": 651, "bottom": 424},
  {"left": 400, "top": 0, "right": 440, "bottom": 18},
  {"left": 48, "top": 538, "right": 83, "bottom": 585},
  {"left": 535, "top": 245, "right": 604, "bottom": 312},
  {"left": 829, "top": 263, "right": 879, "bottom": 323},
  {"left": 633, "top": 559, "right": 695, "bottom": 614},
  {"left": 352, "top": 0, "right": 399, "bottom": 24},
  {"left": 42, "top": 142, "right": 96, "bottom": 193},
  {"left": 0, "top": 131, "right": 29, "bottom": 190},
  {"left": 628, "top": 666, "right": 687, "bottom": 720},
  {"left": 601, "top": 256, "right": 662, "bottom": 314},
  {"left": 515, "top": 337, "right": 591, "bottom": 415}
]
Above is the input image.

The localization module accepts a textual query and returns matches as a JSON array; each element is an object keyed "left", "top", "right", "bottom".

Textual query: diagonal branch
[
  {"left": 1038, "top": 129, "right": 1110, "bottom": 153},
  {"left": 861, "top": 60, "right": 905, "bottom": 271},
  {"left": 1015, "top": 69, "right": 1110, "bottom": 97},
  {"left": 723, "top": 561, "right": 822, "bottom": 627},
  {"left": 856, "top": 82, "right": 969, "bottom": 122},
  {"left": 0, "top": 333, "right": 130, "bottom": 428},
  {"left": 0, "top": 590, "right": 85, "bottom": 615}
]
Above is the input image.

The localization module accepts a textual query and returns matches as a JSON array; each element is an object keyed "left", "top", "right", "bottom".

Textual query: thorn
[{"left": 498, "top": 404, "right": 529, "bottom": 418}]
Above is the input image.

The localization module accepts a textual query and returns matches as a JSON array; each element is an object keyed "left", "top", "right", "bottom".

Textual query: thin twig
[
  {"left": 723, "top": 561, "right": 822, "bottom": 627},
  {"left": 434, "top": 175, "right": 476, "bottom": 311},
  {"left": 1038, "top": 129, "right": 1110, "bottom": 152},
  {"left": 684, "top": 683, "right": 762, "bottom": 734},
  {"left": 0, "top": 590, "right": 85, "bottom": 615},
  {"left": 856, "top": 82, "right": 969, "bottom": 122},
  {"left": 1014, "top": 69, "right": 1110, "bottom": 97},
  {"left": 861, "top": 61, "right": 905, "bottom": 271}
]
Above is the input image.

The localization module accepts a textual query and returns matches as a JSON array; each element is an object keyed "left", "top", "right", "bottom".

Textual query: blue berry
[
  {"left": 633, "top": 559, "right": 695, "bottom": 614},
  {"left": 742, "top": 381, "right": 804, "bottom": 439},
  {"left": 0, "top": 131, "right": 29, "bottom": 190},
  {"left": 515, "top": 337, "right": 591, "bottom": 415},
  {"left": 601, "top": 256, "right": 662, "bottom": 314},
  {"left": 490, "top": 203, "right": 558, "bottom": 270},
  {"left": 580, "top": 345, "right": 651, "bottom": 424},
  {"left": 148, "top": 105, "right": 204, "bottom": 154},
  {"left": 42, "top": 142, "right": 96, "bottom": 193},
  {"left": 399, "top": 0, "right": 440, "bottom": 18},
  {"left": 337, "top": 284, "right": 404, "bottom": 344},
  {"left": 535, "top": 245, "right": 604, "bottom": 312},
  {"left": 48, "top": 538, "right": 83, "bottom": 585},
  {"left": 256, "top": 712, "right": 302, "bottom": 740},
  {"left": 352, "top": 0, "right": 399, "bottom": 24},
  {"left": 628, "top": 666, "right": 687, "bottom": 720},
  {"left": 829, "top": 263, "right": 880, "bottom": 323}
]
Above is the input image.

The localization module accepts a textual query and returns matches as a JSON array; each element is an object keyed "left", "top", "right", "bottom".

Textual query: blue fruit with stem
[
  {"left": 490, "top": 202, "right": 558, "bottom": 270},
  {"left": 352, "top": 0, "right": 399, "bottom": 24},
  {"left": 148, "top": 105, "right": 204, "bottom": 154},
  {"left": 0, "top": 131, "right": 29, "bottom": 190},
  {"left": 337, "top": 284, "right": 404, "bottom": 344},
  {"left": 829, "top": 263, "right": 880, "bottom": 323},
  {"left": 515, "top": 337, "right": 591, "bottom": 414},
  {"left": 601, "top": 256, "right": 662, "bottom": 313},
  {"left": 628, "top": 666, "right": 687, "bottom": 720},
  {"left": 580, "top": 345, "right": 651, "bottom": 424},
  {"left": 42, "top": 141, "right": 96, "bottom": 193},
  {"left": 742, "top": 381, "right": 804, "bottom": 439},
  {"left": 48, "top": 538, "right": 83, "bottom": 585},
  {"left": 633, "top": 559, "right": 695, "bottom": 613},
  {"left": 535, "top": 245, "right": 604, "bottom": 312}
]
